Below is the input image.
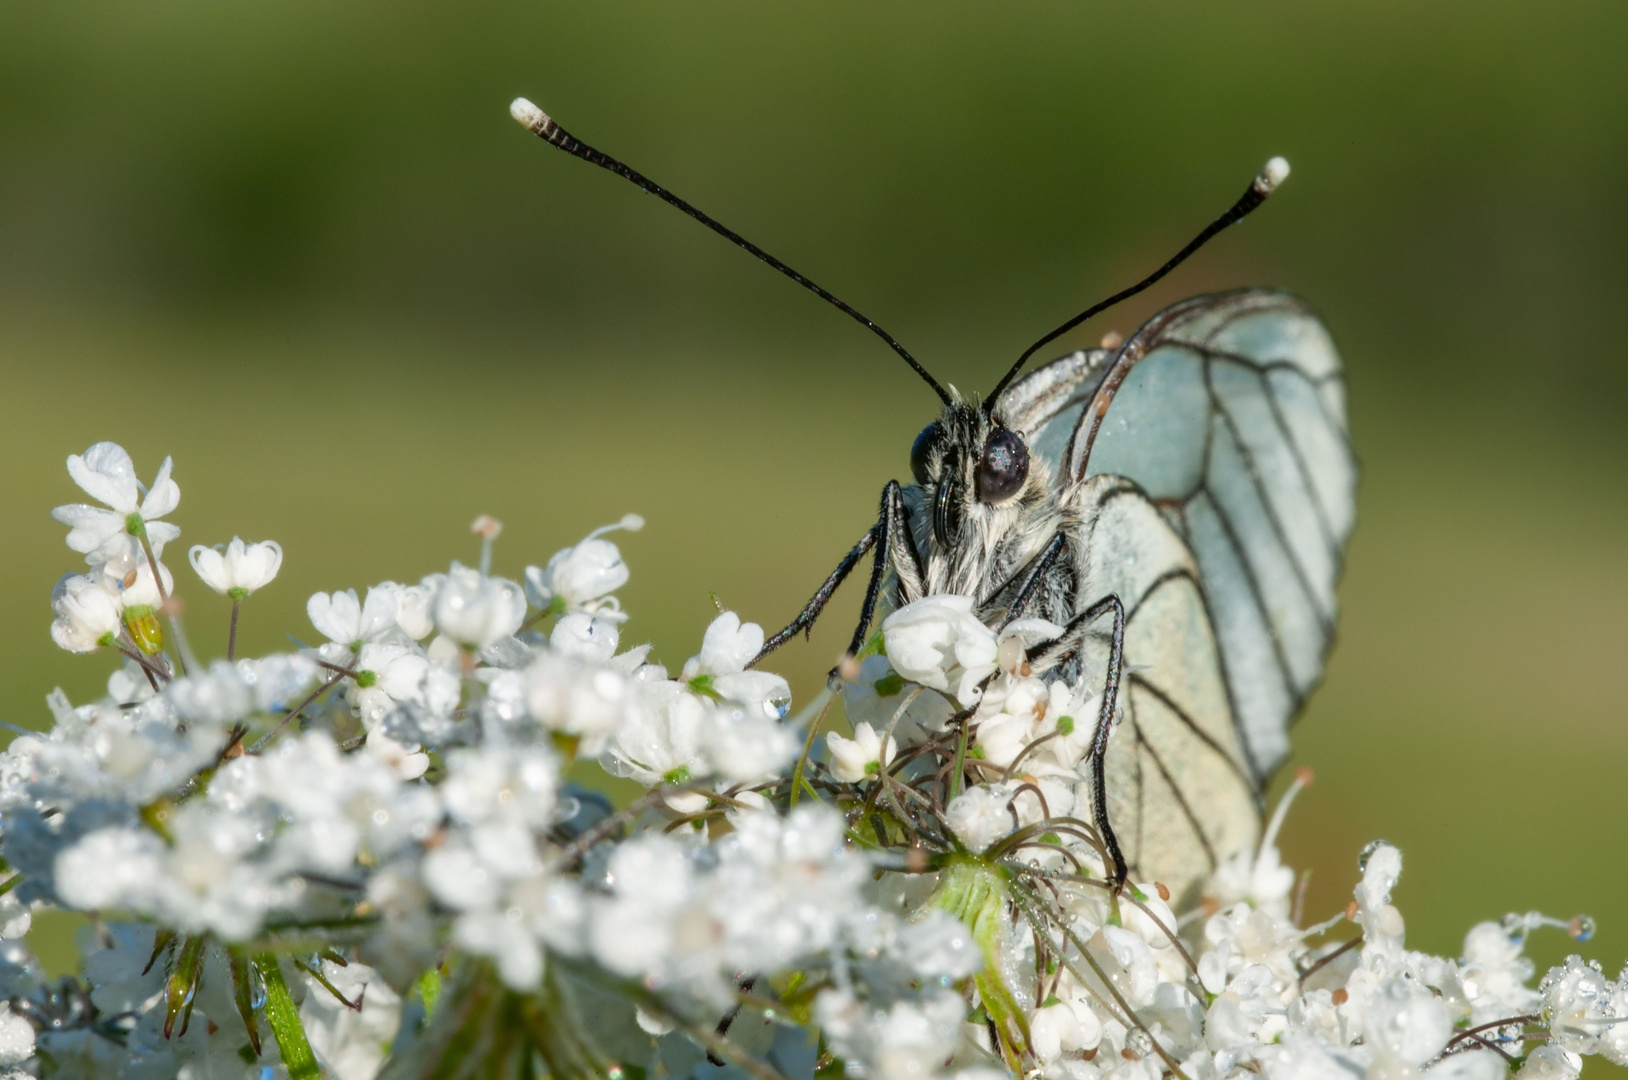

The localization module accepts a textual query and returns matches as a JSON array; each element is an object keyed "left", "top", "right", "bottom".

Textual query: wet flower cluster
[{"left": 2, "top": 441, "right": 1624, "bottom": 1080}]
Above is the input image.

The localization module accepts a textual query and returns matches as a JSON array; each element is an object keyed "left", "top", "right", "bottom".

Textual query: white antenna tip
[
  {"left": 510, "top": 98, "right": 550, "bottom": 132},
  {"left": 1257, "top": 156, "right": 1291, "bottom": 194},
  {"left": 619, "top": 513, "right": 645, "bottom": 533}
]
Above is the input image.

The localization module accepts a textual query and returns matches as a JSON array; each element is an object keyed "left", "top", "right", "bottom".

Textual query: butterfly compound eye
[
  {"left": 976, "top": 427, "right": 1029, "bottom": 503},
  {"left": 910, "top": 421, "right": 942, "bottom": 485}
]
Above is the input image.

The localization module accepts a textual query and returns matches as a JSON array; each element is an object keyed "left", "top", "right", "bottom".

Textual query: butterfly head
[{"left": 908, "top": 402, "right": 1037, "bottom": 554}]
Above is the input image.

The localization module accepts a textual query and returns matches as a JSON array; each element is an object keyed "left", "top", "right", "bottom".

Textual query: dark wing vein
[
  {"left": 1131, "top": 717, "right": 1219, "bottom": 869},
  {"left": 1207, "top": 395, "right": 1334, "bottom": 634}
]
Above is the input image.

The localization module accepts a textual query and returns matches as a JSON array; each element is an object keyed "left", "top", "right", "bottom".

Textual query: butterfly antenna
[
  {"left": 511, "top": 99, "right": 952, "bottom": 406},
  {"left": 988, "top": 157, "right": 1291, "bottom": 403}
]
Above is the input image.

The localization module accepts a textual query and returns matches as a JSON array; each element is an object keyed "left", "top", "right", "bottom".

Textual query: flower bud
[
  {"left": 49, "top": 573, "right": 121, "bottom": 653},
  {"left": 434, "top": 565, "right": 527, "bottom": 647}
]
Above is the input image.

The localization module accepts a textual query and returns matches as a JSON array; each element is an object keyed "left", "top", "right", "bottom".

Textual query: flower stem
[
  {"left": 133, "top": 525, "right": 187, "bottom": 676},
  {"left": 227, "top": 599, "right": 240, "bottom": 661},
  {"left": 789, "top": 690, "right": 837, "bottom": 808},
  {"left": 258, "top": 953, "right": 321, "bottom": 1079},
  {"left": 247, "top": 671, "right": 347, "bottom": 755},
  {"left": 547, "top": 788, "right": 663, "bottom": 873},
  {"left": 114, "top": 641, "right": 167, "bottom": 691}
]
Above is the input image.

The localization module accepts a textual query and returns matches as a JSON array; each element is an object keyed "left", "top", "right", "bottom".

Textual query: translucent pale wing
[
  {"left": 1000, "top": 347, "right": 1115, "bottom": 482},
  {"left": 1068, "top": 289, "right": 1356, "bottom": 780},
  {"left": 1064, "top": 476, "right": 1260, "bottom": 905}
]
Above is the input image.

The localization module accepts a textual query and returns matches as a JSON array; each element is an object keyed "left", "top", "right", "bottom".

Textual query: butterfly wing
[
  {"left": 1067, "top": 289, "right": 1356, "bottom": 782},
  {"left": 1001, "top": 346, "right": 1116, "bottom": 482},
  {"left": 1064, "top": 475, "right": 1262, "bottom": 905}
]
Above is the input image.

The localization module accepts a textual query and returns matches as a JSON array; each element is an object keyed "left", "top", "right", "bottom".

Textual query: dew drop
[
  {"left": 766, "top": 692, "right": 792, "bottom": 721},
  {"left": 1124, "top": 1028, "right": 1153, "bottom": 1059},
  {"left": 1357, "top": 839, "right": 1389, "bottom": 872},
  {"left": 1569, "top": 915, "right": 1596, "bottom": 942}
]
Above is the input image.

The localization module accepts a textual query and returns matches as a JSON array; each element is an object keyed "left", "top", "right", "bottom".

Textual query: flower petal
[
  {"left": 66, "top": 442, "right": 139, "bottom": 511},
  {"left": 138, "top": 456, "right": 180, "bottom": 519}
]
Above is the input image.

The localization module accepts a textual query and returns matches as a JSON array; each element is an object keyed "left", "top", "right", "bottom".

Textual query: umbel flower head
[{"left": 6, "top": 439, "right": 1627, "bottom": 1080}]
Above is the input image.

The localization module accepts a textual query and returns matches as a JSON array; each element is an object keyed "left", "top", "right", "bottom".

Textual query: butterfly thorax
[{"left": 903, "top": 401, "right": 1077, "bottom": 625}]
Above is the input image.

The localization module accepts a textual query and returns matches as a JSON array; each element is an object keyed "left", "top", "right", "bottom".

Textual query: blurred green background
[{"left": 3, "top": 0, "right": 1626, "bottom": 1047}]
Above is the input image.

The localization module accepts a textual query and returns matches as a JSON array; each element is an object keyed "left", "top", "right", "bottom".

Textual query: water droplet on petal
[{"left": 1357, "top": 839, "right": 1389, "bottom": 871}]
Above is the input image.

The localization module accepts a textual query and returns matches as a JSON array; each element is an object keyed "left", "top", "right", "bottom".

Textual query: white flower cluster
[{"left": 3, "top": 441, "right": 1625, "bottom": 1080}]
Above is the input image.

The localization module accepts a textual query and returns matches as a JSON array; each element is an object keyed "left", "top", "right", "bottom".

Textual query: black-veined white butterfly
[{"left": 511, "top": 98, "right": 1355, "bottom": 907}]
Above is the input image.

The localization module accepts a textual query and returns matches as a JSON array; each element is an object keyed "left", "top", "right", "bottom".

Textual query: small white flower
[
  {"left": 351, "top": 643, "right": 432, "bottom": 725},
  {"left": 51, "top": 442, "right": 181, "bottom": 564},
  {"left": 825, "top": 721, "right": 897, "bottom": 783},
  {"left": 674, "top": 612, "right": 790, "bottom": 721},
  {"left": 602, "top": 681, "right": 708, "bottom": 788},
  {"left": 839, "top": 654, "right": 955, "bottom": 744},
  {"left": 525, "top": 650, "right": 637, "bottom": 755},
  {"left": 298, "top": 958, "right": 402, "bottom": 1080},
  {"left": 1122, "top": 884, "right": 1180, "bottom": 950},
  {"left": 1096, "top": 925, "right": 1160, "bottom": 1006},
  {"left": 363, "top": 732, "right": 430, "bottom": 781},
  {"left": 187, "top": 537, "right": 282, "bottom": 597},
  {"left": 898, "top": 910, "right": 982, "bottom": 980},
  {"left": 1355, "top": 841, "right": 1406, "bottom": 958},
  {"left": 1541, "top": 955, "right": 1628, "bottom": 1062},
  {"left": 944, "top": 783, "right": 1013, "bottom": 853},
  {"left": 167, "top": 661, "right": 255, "bottom": 724},
  {"left": 1515, "top": 1045, "right": 1586, "bottom": 1080},
  {"left": 434, "top": 564, "right": 526, "bottom": 647},
  {"left": 309, "top": 585, "right": 401, "bottom": 651},
  {"left": 882, "top": 594, "right": 998, "bottom": 705},
  {"left": 701, "top": 705, "right": 798, "bottom": 784},
  {"left": 391, "top": 576, "right": 442, "bottom": 640},
  {"left": 1030, "top": 996, "right": 1101, "bottom": 1062},
  {"left": 550, "top": 613, "right": 620, "bottom": 662},
  {"left": 95, "top": 553, "right": 174, "bottom": 610},
  {"left": 681, "top": 610, "right": 762, "bottom": 681},
  {"left": 0, "top": 1004, "right": 34, "bottom": 1066},
  {"left": 1362, "top": 975, "right": 1452, "bottom": 1067},
  {"left": 49, "top": 573, "right": 122, "bottom": 653},
  {"left": 442, "top": 745, "right": 559, "bottom": 831},
  {"left": 524, "top": 516, "right": 642, "bottom": 622},
  {"left": 55, "top": 826, "right": 168, "bottom": 912}
]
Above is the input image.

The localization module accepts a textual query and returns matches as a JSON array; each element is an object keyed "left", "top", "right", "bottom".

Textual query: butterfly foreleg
[
  {"left": 1029, "top": 593, "right": 1129, "bottom": 890},
  {"left": 751, "top": 527, "right": 878, "bottom": 666},
  {"left": 846, "top": 480, "right": 926, "bottom": 658},
  {"left": 751, "top": 481, "right": 925, "bottom": 668}
]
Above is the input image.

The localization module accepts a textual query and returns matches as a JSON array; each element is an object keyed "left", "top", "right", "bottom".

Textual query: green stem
[
  {"left": 950, "top": 717, "right": 970, "bottom": 800},
  {"left": 132, "top": 524, "right": 187, "bottom": 676},
  {"left": 789, "top": 691, "right": 837, "bottom": 808},
  {"left": 258, "top": 953, "right": 321, "bottom": 1080},
  {"left": 925, "top": 858, "right": 1029, "bottom": 1070}
]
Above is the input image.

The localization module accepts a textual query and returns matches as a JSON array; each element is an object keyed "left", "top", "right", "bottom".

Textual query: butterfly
[{"left": 512, "top": 99, "right": 1355, "bottom": 906}]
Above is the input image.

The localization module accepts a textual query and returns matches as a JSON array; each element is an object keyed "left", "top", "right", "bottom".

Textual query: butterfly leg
[
  {"left": 993, "top": 532, "right": 1068, "bottom": 627},
  {"left": 844, "top": 480, "right": 925, "bottom": 659},
  {"left": 751, "top": 480, "right": 925, "bottom": 667},
  {"left": 752, "top": 527, "right": 877, "bottom": 665},
  {"left": 1030, "top": 593, "right": 1129, "bottom": 889}
]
